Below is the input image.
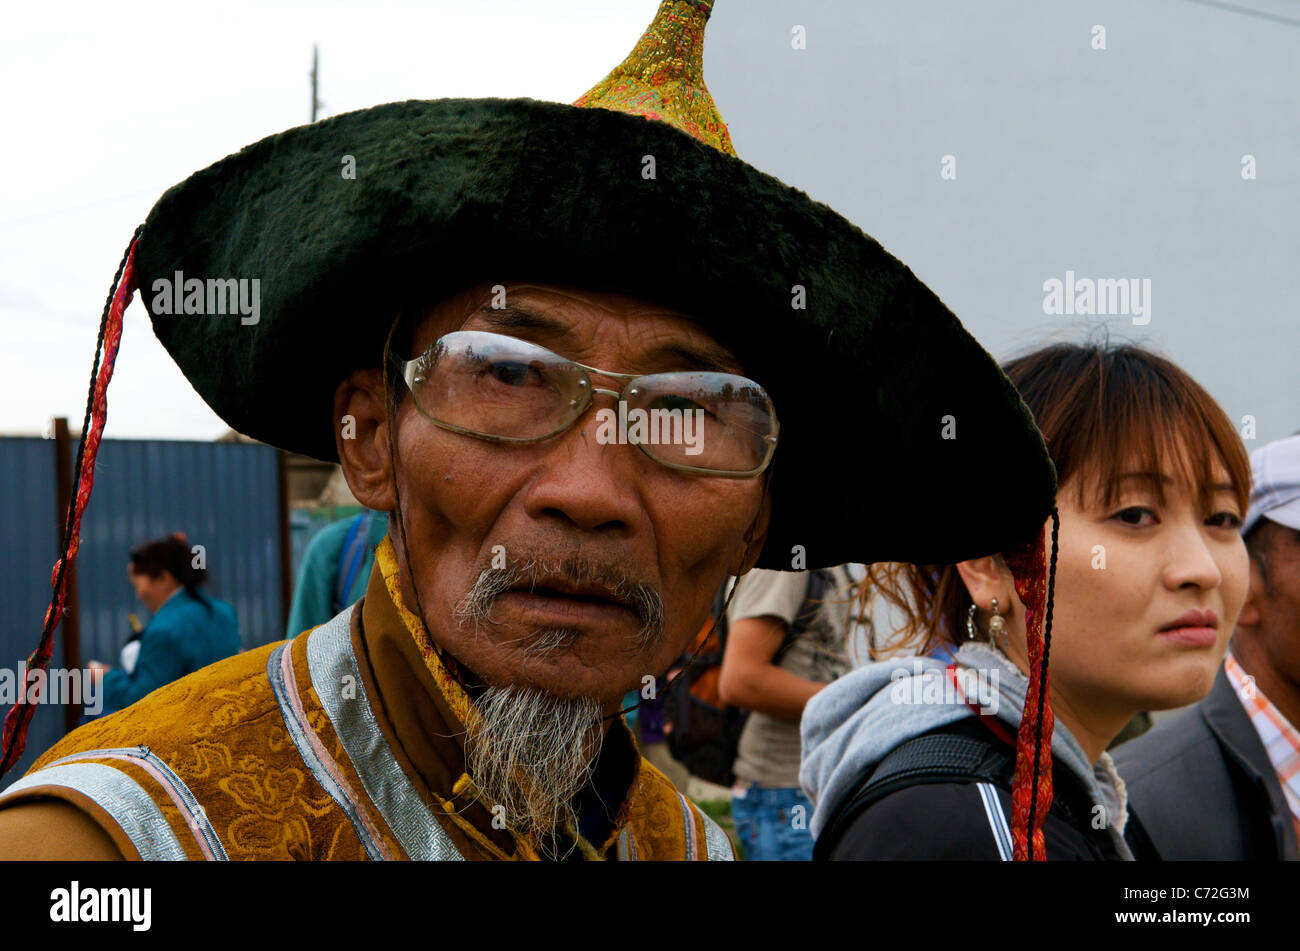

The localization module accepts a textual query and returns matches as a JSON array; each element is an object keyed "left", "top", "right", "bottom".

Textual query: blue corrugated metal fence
[{"left": 0, "top": 436, "right": 284, "bottom": 777}]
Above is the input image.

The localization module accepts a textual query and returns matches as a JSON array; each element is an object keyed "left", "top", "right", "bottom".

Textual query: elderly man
[{"left": 0, "top": 1, "right": 1055, "bottom": 860}]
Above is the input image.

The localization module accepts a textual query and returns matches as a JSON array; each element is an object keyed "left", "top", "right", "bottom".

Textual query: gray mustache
[{"left": 453, "top": 555, "right": 666, "bottom": 654}]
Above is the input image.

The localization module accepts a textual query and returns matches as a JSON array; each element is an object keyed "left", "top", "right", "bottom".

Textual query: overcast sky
[{"left": 2, "top": 0, "right": 1297, "bottom": 446}]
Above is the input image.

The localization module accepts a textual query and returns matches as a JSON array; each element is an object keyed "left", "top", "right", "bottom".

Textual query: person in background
[
  {"left": 286, "top": 509, "right": 389, "bottom": 638},
  {"left": 802, "top": 343, "right": 1250, "bottom": 860},
  {"left": 88, "top": 533, "right": 240, "bottom": 714},
  {"left": 720, "top": 565, "right": 859, "bottom": 860},
  {"left": 620, "top": 677, "right": 693, "bottom": 792},
  {"left": 1116, "top": 432, "right": 1300, "bottom": 859}
]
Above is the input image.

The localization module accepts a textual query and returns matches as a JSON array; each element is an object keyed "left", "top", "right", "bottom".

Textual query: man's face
[
  {"left": 343, "top": 283, "right": 770, "bottom": 712},
  {"left": 1237, "top": 518, "right": 1300, "bottom": 687}
]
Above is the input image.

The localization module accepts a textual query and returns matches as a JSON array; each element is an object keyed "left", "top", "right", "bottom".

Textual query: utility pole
[
  {"left": 51, "top": 417, "right": 83, "bottom": 732},
  {"left": 310, "top": 44, "right": 321, "bottom": 122}
]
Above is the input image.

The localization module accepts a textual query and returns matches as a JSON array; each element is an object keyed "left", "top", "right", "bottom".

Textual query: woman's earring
[
  {"left": 966, "top": 603, "right": 979, "bottom": 641},
  {"left": 988, "top": 598, "right": 1006, "bottom": 647}
]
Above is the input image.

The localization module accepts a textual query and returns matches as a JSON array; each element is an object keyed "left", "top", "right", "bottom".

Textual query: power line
[
  {"left": 0, "top": 188, "right": 156, "bottom": 229},
  {"left": 1178, "top": 0, "right": 1300, "bottom": 28}
]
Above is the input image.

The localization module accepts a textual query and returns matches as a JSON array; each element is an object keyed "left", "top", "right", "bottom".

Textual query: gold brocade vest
[{"left": 0, "top": 537, "right": 731, "bottom": 861}]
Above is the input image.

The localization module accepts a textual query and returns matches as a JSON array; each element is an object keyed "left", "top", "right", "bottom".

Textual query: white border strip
[
  {"left": 976, "top": 782, "right": 1014, "bottom": 861},
  {"left": 0, "top": 762, "right": 187, "bottom": 860}
]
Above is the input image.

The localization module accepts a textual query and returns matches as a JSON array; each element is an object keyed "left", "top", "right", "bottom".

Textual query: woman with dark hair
[
  {"left": 800, "top": 342, "right": 1252, "bottom": 860},
  {"left": 88, "top": 532, "right": 240, "bottom": 713}
]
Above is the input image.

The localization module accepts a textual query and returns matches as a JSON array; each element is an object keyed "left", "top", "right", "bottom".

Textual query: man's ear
[
  {"left": 1236, "top": 557, "right": 1267, "bottom": 629},
  {"left": 729, "top": 489, "right": 773, "bottom": 577},
  {"left": 333, "top": 368, "right": 397, "bottom": 512}
]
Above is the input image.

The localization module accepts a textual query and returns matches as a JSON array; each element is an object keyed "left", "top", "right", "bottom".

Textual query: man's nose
[{"left": 518, "top": 397, "right": 646, "bottom": 535}]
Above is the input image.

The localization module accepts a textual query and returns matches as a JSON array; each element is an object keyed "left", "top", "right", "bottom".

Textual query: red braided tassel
[
  {"left": 0, "top": 237, "right": 138, "bottom": 777},
  {"left": 1003, "top": 513, "right": 1059, "bottom": 861}
]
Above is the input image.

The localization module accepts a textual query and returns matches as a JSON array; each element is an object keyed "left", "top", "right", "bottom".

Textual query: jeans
[{"left": 730, "top": 782, "right": 815, "bottom": 861}]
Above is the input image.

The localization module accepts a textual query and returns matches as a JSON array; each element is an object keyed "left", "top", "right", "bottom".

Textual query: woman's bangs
[{"left": 1062, "top": 352, "right": 1250, "bottom": 517}]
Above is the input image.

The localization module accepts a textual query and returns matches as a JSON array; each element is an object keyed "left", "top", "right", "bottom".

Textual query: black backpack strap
[{"left": 813, "top": 725, "right": 1015, "bottom": 860}]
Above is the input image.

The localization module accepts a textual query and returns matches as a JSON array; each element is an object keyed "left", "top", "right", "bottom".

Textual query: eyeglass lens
[{"left": 404, "top": 331, "right": 777, "bottom": 474}]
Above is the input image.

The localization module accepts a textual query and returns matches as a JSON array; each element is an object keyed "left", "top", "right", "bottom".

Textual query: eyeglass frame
[{"left": 394, "top": 330, "right": 780, "bottom": 478}]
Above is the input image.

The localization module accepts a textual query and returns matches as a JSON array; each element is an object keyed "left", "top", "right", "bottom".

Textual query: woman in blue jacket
[{"left": 89, "top": 533, "right": 241, "bottom": 713}]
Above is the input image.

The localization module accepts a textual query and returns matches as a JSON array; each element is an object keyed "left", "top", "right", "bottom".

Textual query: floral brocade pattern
[
  {"left": 574, "top": 0, "right": 736, "bottom": 156},
  {"left": 23, "top": 578, "right": 717, "bottom": 859},
  {"left": 29, "top": 640, "right": 367, "bottom": 861}
]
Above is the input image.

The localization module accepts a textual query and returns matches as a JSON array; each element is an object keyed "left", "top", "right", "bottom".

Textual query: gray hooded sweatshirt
[{"left": 799, "top": 642, "right": 1133, "bottom": 859}]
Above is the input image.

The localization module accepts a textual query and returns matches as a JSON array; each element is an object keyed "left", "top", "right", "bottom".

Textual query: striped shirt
[{"left": 1225, "top": 653, "right": 1300, "bottom": 843}]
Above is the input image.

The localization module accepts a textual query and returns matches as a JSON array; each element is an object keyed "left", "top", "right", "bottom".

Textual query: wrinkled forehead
[{"left": 406, "top": 282, "right": 746, "bottom": 376}]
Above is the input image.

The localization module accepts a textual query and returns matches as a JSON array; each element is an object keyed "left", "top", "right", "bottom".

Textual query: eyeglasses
[{"left": 397, "top": 331, "right": 779, "bottom": 477}]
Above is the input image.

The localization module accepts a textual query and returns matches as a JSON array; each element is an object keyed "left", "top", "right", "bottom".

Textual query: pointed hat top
[{"left": 574, "top": 0, "right": 736, "bottom": 156}]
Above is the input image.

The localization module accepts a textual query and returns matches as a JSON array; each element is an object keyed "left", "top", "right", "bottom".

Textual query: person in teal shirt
[
  {"left": 89, "top": 533, "right": 241, "bottom": 714},
  {"left": 286, "top": 510, "right": 390, "bottom": 639}
]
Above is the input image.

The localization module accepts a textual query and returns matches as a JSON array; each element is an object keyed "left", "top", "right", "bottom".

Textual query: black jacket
[
  {"left": 819, "top": 717, "right": 1159, "bottom": 860},
  {"left": 1114, "top": 666, "right": 1299, "bottom": 861}
]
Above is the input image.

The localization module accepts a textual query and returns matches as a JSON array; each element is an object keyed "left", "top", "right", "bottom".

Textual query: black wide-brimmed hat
[
  {"left": 134, "top": 0, "right": 1055, "bottom": 570},
  {"left": 4, "top": 0, "right": 1063, "bottom": 856}
]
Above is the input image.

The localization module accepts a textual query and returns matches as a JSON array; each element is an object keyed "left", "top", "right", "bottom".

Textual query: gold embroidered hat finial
[{"left": 574, "top": 0, "right": 736, "bottom": 156}]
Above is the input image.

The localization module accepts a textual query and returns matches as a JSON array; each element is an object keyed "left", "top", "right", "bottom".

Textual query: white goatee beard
[{"left": 463, "top": 683, "right": 605, "bottom": 858}]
